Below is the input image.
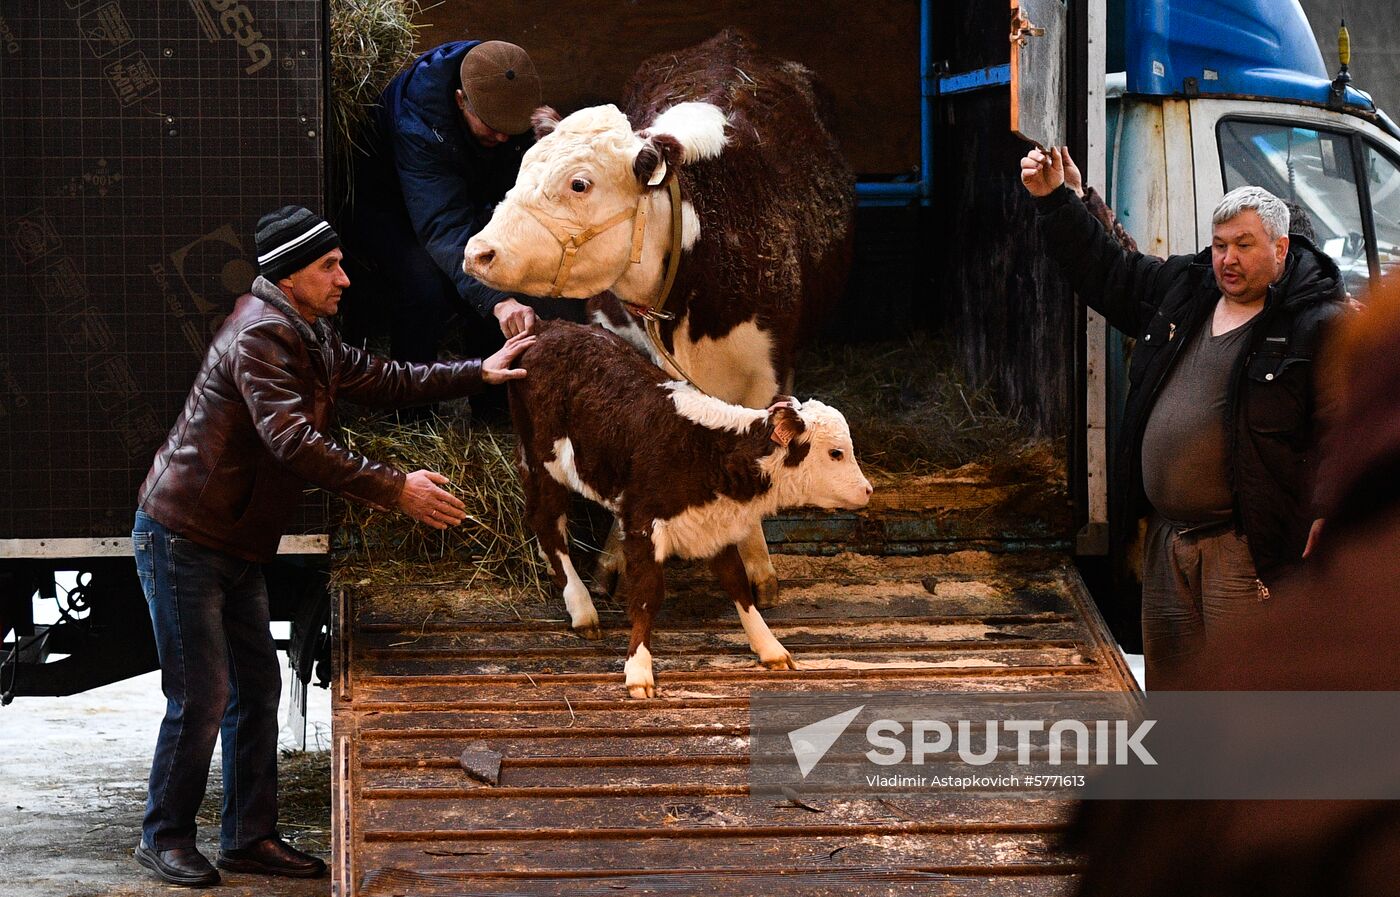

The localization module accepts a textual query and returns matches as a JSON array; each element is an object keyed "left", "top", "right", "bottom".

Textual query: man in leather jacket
[
  {"left": 1021, "top": 148, "right": 1346, "bottom": 687},
  {"left": 130, "top": 206, "right": 534, "bottom": 887}
]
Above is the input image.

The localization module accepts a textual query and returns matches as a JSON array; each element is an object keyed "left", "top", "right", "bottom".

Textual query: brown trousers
[{"left": 1141, "top": 513, "right": 1270, "bottom": 687}]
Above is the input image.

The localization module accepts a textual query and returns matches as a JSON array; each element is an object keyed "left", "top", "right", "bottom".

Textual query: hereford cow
[
  {"left": 465, "top": 30, "right": 855, "bottom": 611},
  {"left": 511, "top": 320, "right": 871, "bottom": 698}
]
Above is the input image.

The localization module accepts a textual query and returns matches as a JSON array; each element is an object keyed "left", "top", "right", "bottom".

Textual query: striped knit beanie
[{"left": 255, "top": 206, "right": 340, "bottom": 282}]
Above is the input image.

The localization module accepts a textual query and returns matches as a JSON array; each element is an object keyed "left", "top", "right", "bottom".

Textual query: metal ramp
[{"left": 332, "top": 546, "right": 1135, "bottom": 896}]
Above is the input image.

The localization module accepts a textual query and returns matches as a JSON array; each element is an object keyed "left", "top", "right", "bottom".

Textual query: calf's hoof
[
  {"left": 761, "top": 651, "right": 797, "bottom": 671},
  {"left": 575, "top": 623, "right": 604, "bottom": 641},
  {"left": 752, "top": 577, "right": 779, "bottom": 610},
  {"left": 624, "top": 649, "right": 655, "bottom": 699}
]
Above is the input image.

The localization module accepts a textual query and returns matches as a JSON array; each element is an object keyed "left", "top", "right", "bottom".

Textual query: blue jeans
[{"left": 132, "top": 510, "right": 280, "bottom": 851}]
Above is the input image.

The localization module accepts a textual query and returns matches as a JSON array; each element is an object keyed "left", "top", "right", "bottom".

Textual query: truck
[{"left": 2, "top": 0, "right": 1396, "bottom": 891}]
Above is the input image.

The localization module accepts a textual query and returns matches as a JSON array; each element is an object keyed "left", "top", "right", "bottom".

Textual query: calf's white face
[{"left": 779, "top": 401, "right": 873, "bottom": 511}]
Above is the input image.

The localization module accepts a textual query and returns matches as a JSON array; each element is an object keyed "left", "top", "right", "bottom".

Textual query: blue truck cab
[{"left": 1107, "top": 0, "right": 1400, "bottom": 295}]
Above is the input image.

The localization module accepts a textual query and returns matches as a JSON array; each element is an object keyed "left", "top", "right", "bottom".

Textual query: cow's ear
[
  {"left": 633, "top": 133, "right": 683, "bottom": 187},
  {"left": 532, "top": 106, "right": 561, "bottom": 140},
  {"left": 769, "top": 405, "right": 806, "bottom": 447}
]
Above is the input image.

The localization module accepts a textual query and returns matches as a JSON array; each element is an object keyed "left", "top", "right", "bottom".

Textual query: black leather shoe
[
  {"left": 217, "top": 835, "right": 326, "bottom": 878},
  {"left": 134, "top": 843, "right": 220, "bottom": 888}
]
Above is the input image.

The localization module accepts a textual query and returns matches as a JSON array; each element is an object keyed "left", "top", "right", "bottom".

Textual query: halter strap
[{"left": 527, "top": 202, "right": 643, "bottom": 298}]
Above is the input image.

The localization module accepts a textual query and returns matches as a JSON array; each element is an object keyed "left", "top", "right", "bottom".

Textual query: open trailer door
[
  {"left": 1010, "top": 0, "right": 1068, "bottom": 149},
  {"left": 1010, "top": 0, "right": 1114, "bottom": 569}
]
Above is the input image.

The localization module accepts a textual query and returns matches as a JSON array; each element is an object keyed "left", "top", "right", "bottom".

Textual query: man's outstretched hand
[
  {"left": 1020, "top": 146, "right": 1066, "bottom": 198},
  {"left": 482, "top": 331, "right": 536, "bottom": 384},
  {"left": 397, "top": 470, "right": 468, "bottom": 530}
]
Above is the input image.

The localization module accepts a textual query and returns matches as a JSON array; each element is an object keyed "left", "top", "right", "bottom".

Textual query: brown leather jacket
[{"left": 138, "top": 277, "right": 483, "bottom": 562}]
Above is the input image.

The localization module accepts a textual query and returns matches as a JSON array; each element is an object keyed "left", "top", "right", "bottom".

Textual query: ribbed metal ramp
[{"left": 332, "top": 549, "right": 1135, "bottom": 896}]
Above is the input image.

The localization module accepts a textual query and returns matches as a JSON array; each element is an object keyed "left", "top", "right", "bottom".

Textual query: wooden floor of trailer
[{"left": 331, "top": 543, "right": 1137, "bottom": 897}]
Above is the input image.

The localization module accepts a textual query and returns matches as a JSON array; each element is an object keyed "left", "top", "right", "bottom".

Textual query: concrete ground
[{"left": 0, "top": 656, "right": 332, "bottom": 897}]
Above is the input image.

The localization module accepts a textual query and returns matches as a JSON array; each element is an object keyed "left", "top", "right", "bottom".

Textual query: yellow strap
[
  {"left": 527, "top": 203, "right": 640, "bottom": 297},
  {"left": 629, "top": 201, "right": 648, "bottom": 265}
]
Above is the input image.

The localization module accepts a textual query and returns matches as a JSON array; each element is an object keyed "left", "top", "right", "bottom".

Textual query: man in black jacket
[{"left": 1021, "top": 148, "right": 1346, "bottom": 686}]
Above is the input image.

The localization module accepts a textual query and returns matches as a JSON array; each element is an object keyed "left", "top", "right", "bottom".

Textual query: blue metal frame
[{"left": 855, "top": 0, "right": 1012, "bottom": 207}]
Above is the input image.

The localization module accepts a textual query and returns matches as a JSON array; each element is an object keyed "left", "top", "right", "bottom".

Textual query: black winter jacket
[{"left": 1035, "top": 185, "right": 1346, "bottom": 585}]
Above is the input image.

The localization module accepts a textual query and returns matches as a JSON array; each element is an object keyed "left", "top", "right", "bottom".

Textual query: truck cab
[{"left": 1106, "top": 0, "right": 1400, "bottom": 289}]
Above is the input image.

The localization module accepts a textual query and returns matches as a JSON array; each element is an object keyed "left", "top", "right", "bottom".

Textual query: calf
[
  {"left": 511, "top": 321, "right": 872, "bottom": 698},
  {"left": 467, "top": 30, "right": 856, "bottom": 611}
]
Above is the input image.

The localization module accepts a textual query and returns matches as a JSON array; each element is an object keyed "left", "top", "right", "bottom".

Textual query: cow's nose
[{"left": 464, "top": 242, "right": 496, "bottom": 274}]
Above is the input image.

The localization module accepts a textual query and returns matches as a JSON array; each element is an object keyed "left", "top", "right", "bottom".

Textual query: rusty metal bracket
[{"left": 1011, "top": 9, "right": 1046, "bottom": 48}]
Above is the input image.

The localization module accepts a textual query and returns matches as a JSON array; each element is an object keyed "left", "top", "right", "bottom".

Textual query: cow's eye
[
  {"left": 570, "top": 178, "right": 590, "bottom": 193},
  {"left": 829, "top": 448, "right": 844, "bottom": 461}
]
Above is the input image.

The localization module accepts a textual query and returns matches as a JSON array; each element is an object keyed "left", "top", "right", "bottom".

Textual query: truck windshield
[
  {"left": 1363, "top": 144, "right": 1400, "bottom": 281},
  {"left": 1218, "top": 119, "right": 1368, "bottom": 295}
]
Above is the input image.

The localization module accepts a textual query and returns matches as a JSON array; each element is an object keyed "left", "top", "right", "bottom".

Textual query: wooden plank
[
  {"left": 359, "top": 866, "right": 1078, "bottom": 897},
  {"left": 355, "top": 829, "right": 1072, "bottom": 876},
  {"left": 359, "top": 793, "right": 1072, "bottom": 838},
  {"left": 354, "top": 620, "right": 1084, "bottom": 651},
  {"left": 358, "top": 645, "right": 1093, "bottom": 678},
  {"left": 334, "top": 553, "right": 1133, "bottom": 895},
  {"left": 352, "top": 669, "right": 1129, "bottom": 706}
]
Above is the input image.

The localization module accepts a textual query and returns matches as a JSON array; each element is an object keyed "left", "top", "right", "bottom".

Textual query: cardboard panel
[{"left": 0, "top": 0, "right": 328, "bottom": 539}]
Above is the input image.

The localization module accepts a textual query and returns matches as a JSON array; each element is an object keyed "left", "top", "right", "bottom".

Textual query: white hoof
[
  {"left": 624, "top": 645, "right": 655, "bottom": 700},
  {"left": 761, "top": 647, "right": 797, "bottom": 671}
]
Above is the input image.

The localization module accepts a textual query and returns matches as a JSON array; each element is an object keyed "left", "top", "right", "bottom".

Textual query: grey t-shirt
[{"left": 1141, "top": 313, "right": 1255, "bottom": 523}]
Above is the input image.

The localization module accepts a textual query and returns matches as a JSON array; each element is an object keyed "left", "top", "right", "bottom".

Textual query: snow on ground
[{"left": 0, "top": 652, "right": 331, "bottom": 897}]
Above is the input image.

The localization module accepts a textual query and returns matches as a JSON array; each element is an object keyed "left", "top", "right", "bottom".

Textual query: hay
[
  {"left": 328, "top": 0, "right": 425, "bottom": 211},
  {"left": 334, "top": 417, "right": 549, "bottom": 597},
  {"left": 795, "top": 334, "right": 1049, "bottom": 477},
  {"left": 196, "top": 750, "right": 330, "bottom": 854}
]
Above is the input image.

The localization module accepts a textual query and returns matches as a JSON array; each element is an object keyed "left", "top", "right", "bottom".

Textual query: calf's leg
[
  {"left": 524, "top": 472, "right": 601, "bottom": 639},
  {"left": 738, "top": 524, "right": 780, "bottom": 609},
  {"left": 711, "top": 545, "right": 795, "bottom": 670},
  {"left": 619, "top": 535, "right": 665, "bottom": 699},
  {"left": 591, "top": 518, "right": 626, "bottom": 599}
]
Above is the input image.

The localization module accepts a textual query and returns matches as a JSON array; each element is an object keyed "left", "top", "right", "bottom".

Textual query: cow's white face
[
  {"left": 781, "top": 401, "right": 873, "bottom": 511},
  {"left": 465, "top": 105, "right": 651, "bottom": 299},
  {"left": 465, "top": 101, "right": 728, "bottom": 300}
]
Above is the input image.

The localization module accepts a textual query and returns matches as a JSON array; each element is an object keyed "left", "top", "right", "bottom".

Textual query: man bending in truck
[
  {"left": 1021, "top": 149, "right": 1346, "bottom": 687},
  {"left": 130, "top": 206, "right": 533, "bottom": 887},
  {"left": 341, "top": 40, "right": 574, "bottom": 366}
]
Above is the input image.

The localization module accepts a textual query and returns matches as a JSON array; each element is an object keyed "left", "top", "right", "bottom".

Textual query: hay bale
[
  {"left": 795, "top": 335, "right": 1050, "bottom": 476},
  {"left": 328, "top": 0, "right": 423, "bottom": 211},
  {"left": 335, "top": 418, "right": 548, "bottom": 597}
]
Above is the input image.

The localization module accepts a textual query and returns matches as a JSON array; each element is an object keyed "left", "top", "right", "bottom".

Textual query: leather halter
[
  {"left": 527, "top": 194, "right": 651, "bottom": 298},
  {"left": 618, "top": 174, "right": 703, "bottom": 390},
  {"left": 527, "top": 173, "right": 701, "bottom": 388}
]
